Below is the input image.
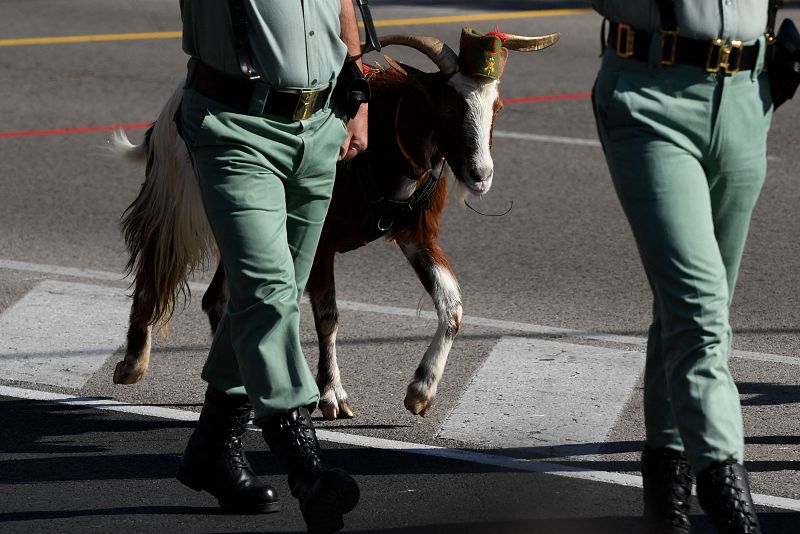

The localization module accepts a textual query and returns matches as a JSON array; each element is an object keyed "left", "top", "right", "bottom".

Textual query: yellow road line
[
  {"left": 0, "top": 8, "right": 590, "bottom": 47},
  {"left": 372, "top": 8, "right": 590, "bottom": 27},
  {"left": 0, "top": 31, "right": 182, "bottom": 47}
]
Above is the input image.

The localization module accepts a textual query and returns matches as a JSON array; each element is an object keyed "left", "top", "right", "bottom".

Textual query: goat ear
[
  {"left": 497, "top": 47, "right": 509, "bottom": 78},
  {"left": 383, "top": 55, "right": 408, "bottom": 76},
  {"left": 502, "top": 32, "right": 560, "bottom": 52},
  {"left": 383, "top": 55, "right": 431, "bottom": 82}
]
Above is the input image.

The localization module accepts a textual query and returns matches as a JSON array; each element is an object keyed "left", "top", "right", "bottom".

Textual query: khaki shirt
[
  {"left": 182, "top": 0, "right": 347, "bottom": 90},
  {"left": 591, "top": 0, "right": 769, "bottom": 43}
]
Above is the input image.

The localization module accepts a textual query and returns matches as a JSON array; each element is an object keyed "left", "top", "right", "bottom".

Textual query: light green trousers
[
  {"left": 592, "top": 37, "right": 772, "bottom": 471},
  {"left": 179, "top": 87, "right": 347, "bottom": 425}
]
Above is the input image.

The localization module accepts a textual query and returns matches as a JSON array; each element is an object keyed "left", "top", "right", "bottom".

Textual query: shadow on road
[
  {"left": 2, "top": 398, "right": 798, "bottom": 482},
  {"left": 738, "top": 381, "right": 800, "bottom": 406},
  {"left": 1, "top": 398, "right": 797, "bottom": 532},
  {"left": 334, "top": 512, "right": 798, "bottom": 534}
]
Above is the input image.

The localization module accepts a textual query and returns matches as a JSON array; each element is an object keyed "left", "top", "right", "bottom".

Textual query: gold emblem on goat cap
[{"left": 458, "top": 27, "right": 560, "bottom": 80}]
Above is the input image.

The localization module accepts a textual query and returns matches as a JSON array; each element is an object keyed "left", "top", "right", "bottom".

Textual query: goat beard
[
  {"left": 450, "top": 172, "right": 488, "bottom": 208},
  {"left": 451, "top": 175, "right": 471, "bottom": 207}
]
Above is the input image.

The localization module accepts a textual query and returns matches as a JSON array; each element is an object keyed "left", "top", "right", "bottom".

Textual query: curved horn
[
  {"left": 503, "top": 32, "right": 560, "bottom": 52},
  {"left": 379, "top": 34, "right": 459, "bottom": 75}
]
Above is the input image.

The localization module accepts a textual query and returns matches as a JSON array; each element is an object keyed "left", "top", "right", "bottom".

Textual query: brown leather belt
[
  {"left": 189, "top": 61, "right": 332, "bottom": 121},
  {"left": 608, "top": 22, "right": 760, "bottom": 74}
]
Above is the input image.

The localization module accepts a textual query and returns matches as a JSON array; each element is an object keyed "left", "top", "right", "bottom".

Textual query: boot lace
[
  {"left": 222, "top": 419, "right": 254, "bottom": 473},
  {"left": 663, "top": 457, "right": 693, "bottom": 528},
  {"left": 710, "top": 467, "right": 760, "bottom": 532},
  {"left": 278, "top": 412, "right": 325, "bottom": 472},
  {"left": 643, "top": 449, "right": 693, "bottom": 531}
]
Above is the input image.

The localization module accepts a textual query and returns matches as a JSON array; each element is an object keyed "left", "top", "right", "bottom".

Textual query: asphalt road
[{"left": 1, "top": 1, "right": 799, "bottom": 533}]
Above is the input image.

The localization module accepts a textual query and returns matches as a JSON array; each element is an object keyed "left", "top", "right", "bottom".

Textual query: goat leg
[
  {"left": 307, "top": 247, "right": 353, "bottom": 420},
  {"left": 399, "top": 241, "right": 462, "bottom": 416},
  {"left": 113, "top": 289, "right": 153, "bottom": 384}
]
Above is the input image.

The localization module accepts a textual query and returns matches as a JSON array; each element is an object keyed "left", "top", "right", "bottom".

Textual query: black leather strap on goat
[{"left": 347, "top": 152, "right": 445, "bottom": 243}]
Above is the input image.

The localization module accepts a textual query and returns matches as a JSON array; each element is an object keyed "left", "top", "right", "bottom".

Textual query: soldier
[
  {"left": 591, "top": 1, "right": 772, "bottom": 533},
  {"left": 174, "top": 1, "right": 367, "bottom": 533}
]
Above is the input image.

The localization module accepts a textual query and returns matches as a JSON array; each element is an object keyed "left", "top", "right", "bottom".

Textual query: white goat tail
[
  {"left": 109, "top": 129, "right": 147, "bottom": 162},
  {"left": 118, "top": 80, "right": 216, "bottom": 328}
]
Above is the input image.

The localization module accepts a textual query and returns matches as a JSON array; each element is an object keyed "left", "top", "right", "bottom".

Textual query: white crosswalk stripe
[
  {"left": 438, "top": 337, "right": 645, "bottom": 455},
  {"left": 0, "top": 279, "right": 129, "bottom": 388}
]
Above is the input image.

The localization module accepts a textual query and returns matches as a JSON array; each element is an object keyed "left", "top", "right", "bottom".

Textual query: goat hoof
[
  {"left": 318, "top": 401, "right": 339, "bottom": 420},
  {"left": 339, "top": 399, "right": 354, "bottom": 419},
  {"left": 318, "top": 399, "right": 355, "bottom": 420},
  {"left": 404, "top": 381, "right": 435, "bottom": 417},
  {"left": 404, "top": 394, "right": 432, "bottom": 417},
  {"left": 112, "top": 360, "right": 146, "bottom": 384}
]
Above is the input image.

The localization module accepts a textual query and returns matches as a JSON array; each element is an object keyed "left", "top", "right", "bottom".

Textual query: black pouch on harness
[
  {"left": 768, "top": 18, "right": 800, "bottom": 109},
  {"left": 334, "top": 58, "right": 370, "bottom": 120}
]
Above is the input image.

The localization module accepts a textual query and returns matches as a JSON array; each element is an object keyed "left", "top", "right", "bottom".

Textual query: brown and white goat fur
[{"left": 112, "top": 32, "right": 559, "bottom": 419}]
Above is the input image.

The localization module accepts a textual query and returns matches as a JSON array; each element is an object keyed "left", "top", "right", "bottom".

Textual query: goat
[{"left": 111, "top": 29, "right": 559, "bottom": 420}]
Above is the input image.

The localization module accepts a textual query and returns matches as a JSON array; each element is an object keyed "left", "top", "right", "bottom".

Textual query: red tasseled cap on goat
[{"left": 485, "top": 26, "right": 507, "bottom": 42}]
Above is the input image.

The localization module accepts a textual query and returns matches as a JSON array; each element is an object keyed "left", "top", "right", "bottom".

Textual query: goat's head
[{"left": 378, "top": 28, "right": 559, "bottom": 198}]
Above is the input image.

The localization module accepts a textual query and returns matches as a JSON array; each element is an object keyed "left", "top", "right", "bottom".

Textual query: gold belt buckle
[
  {"left": 706, "top": 38, "right": 743, "bottom": 74},
  {"left": 659, "top": 29, "right": 679, "bottom": 65},
  {"left": 292, "top": 88, "right": 322, "bottom": 121},
  {"left": 616, "top": 23, "right": 635, "bottom": 58}
]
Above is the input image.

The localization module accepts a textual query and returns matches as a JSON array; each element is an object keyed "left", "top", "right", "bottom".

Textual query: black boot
[
  {"left": 641, "top": 447, "right": 693, "bottom": 534},
  {"left": 177, "top": 386, "right": 280, "bottom": 513},
  {"left": 261, "top": 407, "right": 359, "bottom": 534},
  {"left": 696, "top": 460, "right": 761, "bottom": 534}
]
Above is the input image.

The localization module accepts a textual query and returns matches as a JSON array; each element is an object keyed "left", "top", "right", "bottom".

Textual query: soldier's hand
[{"left": 339, "top": 103, "right": 368, "bottom": 161}]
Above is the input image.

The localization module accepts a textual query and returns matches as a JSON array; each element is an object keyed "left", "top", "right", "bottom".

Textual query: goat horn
[
  {"left": 502, "top": 32, "right": 560, "bottom": 52},
  {"left": 379, "top": 34, "right": 459, "bottom": 75}
]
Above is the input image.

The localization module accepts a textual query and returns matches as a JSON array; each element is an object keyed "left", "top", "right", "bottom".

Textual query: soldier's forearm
[{"left": 339, "top": 0, "right": 362, "bottom": 62}]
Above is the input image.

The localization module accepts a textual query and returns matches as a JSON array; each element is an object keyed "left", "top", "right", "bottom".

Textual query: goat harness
[{"left": 348, "top": 151, "right": 446, "bottom": 245}]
